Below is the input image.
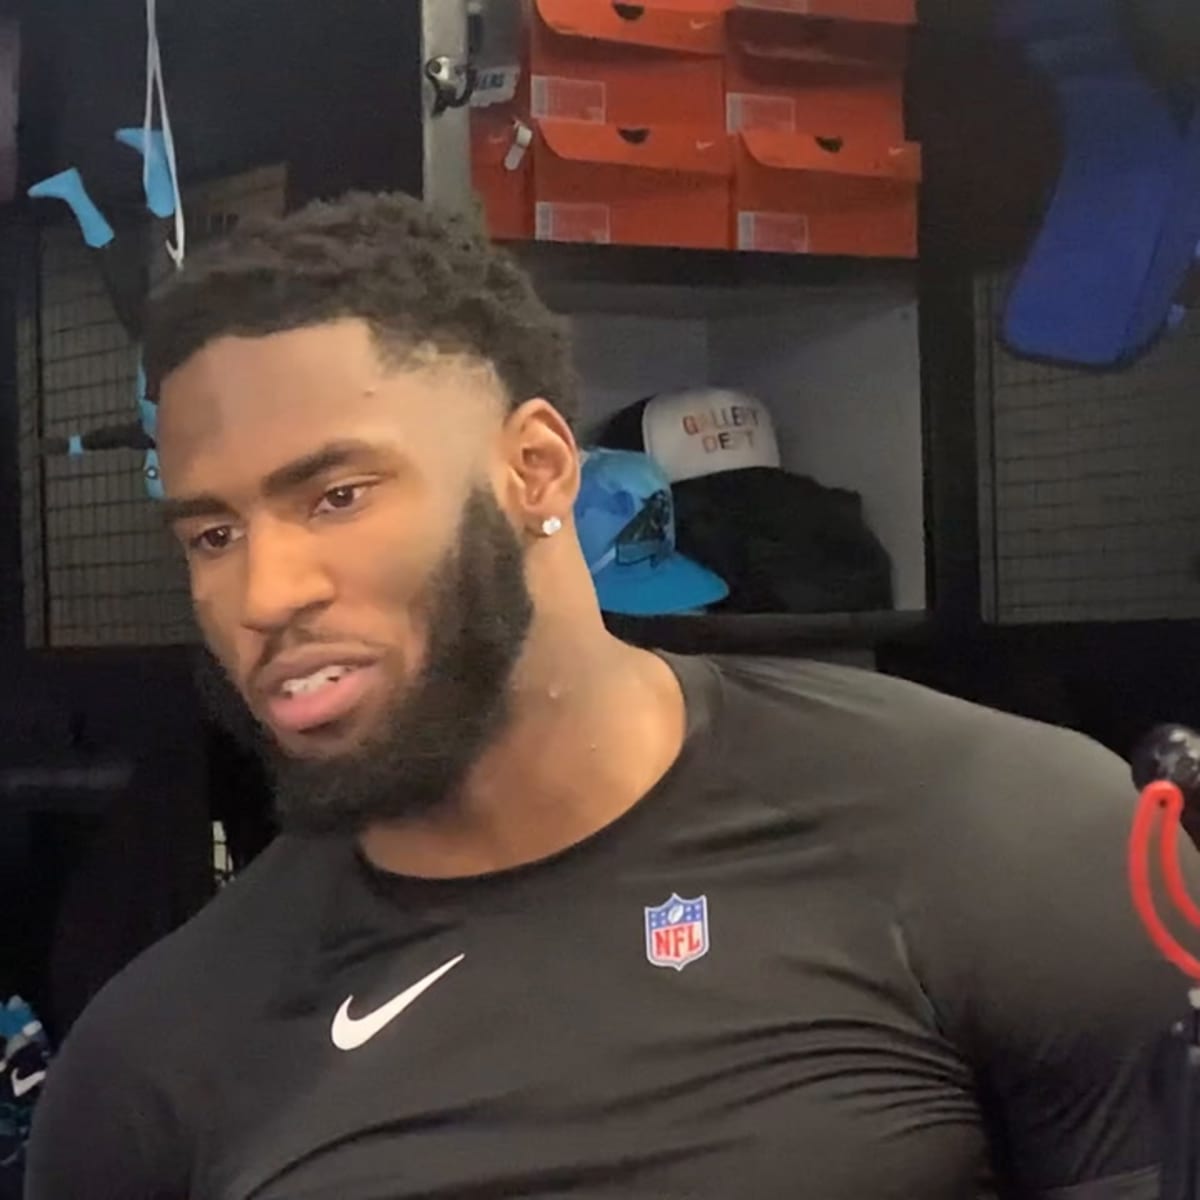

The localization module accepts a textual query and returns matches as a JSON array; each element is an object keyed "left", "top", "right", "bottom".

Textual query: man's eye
[
  {"left": 188, "top": 526, "right": 239, "bottom": 554},
  {"left": 314, "top": 484, "right": 369, "bottom": 515}
]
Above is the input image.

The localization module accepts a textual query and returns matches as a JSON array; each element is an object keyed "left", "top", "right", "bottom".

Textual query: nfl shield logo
[{"left": 644, "top": 893, "right": 710, "bottom": 971}]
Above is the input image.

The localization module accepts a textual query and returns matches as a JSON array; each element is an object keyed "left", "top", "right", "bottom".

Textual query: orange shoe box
[
  {"left": 729, "top": 0, "right": 915, "bottom": 26},
  {"left": 725, "top": 4, "right": 910, "bottom": 142},
  {"left": 533, "top": 119, "right": 732, "bottom": 249},
  {"left": 528, "top": 0, "right": 728, "bottom": 127},
  {"left": 734, "top": 127, "right": 920, "bottom": 257},
  {"left": 471, "top": 107, "right": 535, "bottom": 241}
]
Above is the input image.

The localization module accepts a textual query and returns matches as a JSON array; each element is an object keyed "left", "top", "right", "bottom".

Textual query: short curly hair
[{"left": 143, "top": 191, "right": 580, "bottom": 425}]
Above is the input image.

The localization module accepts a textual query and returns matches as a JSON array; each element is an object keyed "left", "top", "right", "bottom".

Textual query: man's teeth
[{"left": 279, "top": 665, "right": 356, "bottom": 698}]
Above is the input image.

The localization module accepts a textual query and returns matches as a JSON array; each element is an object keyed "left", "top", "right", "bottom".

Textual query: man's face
[{"left": 156, "top": 320, "right": 534, "bottom": 833}]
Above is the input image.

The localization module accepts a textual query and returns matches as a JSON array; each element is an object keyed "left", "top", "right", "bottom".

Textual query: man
[{"left": 27, "top": 192, "right": 1190, "bottom": 1199}]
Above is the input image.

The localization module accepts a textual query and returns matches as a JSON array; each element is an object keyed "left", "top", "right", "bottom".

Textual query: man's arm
[
  {"left": 898, "top": 713, "right": 1189, "bottom": 1200},
  {"left": 25, "top": 1000, "right": 188, "bottom": 1200}
]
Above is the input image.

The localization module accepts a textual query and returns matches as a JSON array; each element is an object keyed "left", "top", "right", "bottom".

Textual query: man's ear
[{"left": 498, "top": 398, "right": 580, "bottom": 537}]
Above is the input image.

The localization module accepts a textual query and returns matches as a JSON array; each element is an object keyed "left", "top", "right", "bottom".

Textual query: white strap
[
  {"left": 587, "top": 546, "right": 617, "bottom": 577},
  {"left": 144, "top": 0, "right": 185, "bottom": 269}
]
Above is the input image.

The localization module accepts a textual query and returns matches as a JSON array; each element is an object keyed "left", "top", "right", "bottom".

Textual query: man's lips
[
  {"left": 254, "top": 649, "right": 383, "bottom": 736},
  {"left": 264, "top": 665, "right": 382, "bottom": 736}
]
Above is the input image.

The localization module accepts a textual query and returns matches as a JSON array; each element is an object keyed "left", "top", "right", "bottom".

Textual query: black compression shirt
[{"left": 27, "top": 656, "right": 1189, "bottom": 1199}]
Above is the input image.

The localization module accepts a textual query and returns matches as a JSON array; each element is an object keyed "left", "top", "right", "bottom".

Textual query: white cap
[{"left": 641, "top": 388, "right": 780, "bottom": 484}]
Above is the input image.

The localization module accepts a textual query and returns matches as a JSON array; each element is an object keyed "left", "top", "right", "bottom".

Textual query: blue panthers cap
[{"left": 574, "top": 448, "right": 728, "bottom": 616}]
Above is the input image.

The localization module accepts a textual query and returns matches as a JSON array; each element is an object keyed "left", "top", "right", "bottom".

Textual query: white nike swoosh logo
[
  {"left": 11, "top": 1068, "right": 46, "bottom": 1098},
  {"left": 331, "top": 954, "right": 464, "bottom": 1052}
]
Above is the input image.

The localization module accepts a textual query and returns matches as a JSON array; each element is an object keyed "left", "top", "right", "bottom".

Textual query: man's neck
[{"left": 359, "top": 635, "right": 686, "bottom": 880}]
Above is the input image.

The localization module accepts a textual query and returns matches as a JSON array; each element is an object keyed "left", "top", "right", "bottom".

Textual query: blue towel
[{"left": 999, "top": 0, "right": 1200, "bottom": 366}]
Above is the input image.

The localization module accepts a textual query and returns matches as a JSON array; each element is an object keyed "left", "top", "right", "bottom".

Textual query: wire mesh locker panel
[
  {"left": 978, "top": 273, "right": 1200, "bottom": 624},
  {"left": 36, "top": 228, "right": 190, "bottom": 646},
  {"left": 22, "top": 166, "right": 287, "bottom": 647},
  {"left": 16, "top": 230, "right": 45, "bottom": 648}
]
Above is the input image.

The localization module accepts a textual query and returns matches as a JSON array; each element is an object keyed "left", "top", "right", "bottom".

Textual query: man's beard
[{"left": 198, "top": 488, "right": 535, "bottom": 837}]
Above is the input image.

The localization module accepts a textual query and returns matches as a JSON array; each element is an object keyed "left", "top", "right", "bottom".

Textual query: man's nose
[{"left": 239, "top": 520, "right": 335, "bottom": 635}]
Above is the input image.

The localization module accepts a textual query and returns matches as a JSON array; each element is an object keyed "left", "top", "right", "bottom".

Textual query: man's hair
[{"left": 143, "top": 191, "right": 580, "bottom": 425}]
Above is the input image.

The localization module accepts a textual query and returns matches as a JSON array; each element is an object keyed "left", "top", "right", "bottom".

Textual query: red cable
[
  {"left": 1129, "top": 781, "right": 1200, "bottom": 980},
  {"left": 1162, "top": 803, "right": 1200, "bottom": 930}
]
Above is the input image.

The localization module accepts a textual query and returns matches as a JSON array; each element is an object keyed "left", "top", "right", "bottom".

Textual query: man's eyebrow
[
  {"left": 159, "top": 493, "right": 230, "bottom": 527},
  {"left": 160, "top": 440, "right": 387, "bottom": 527},
  {"left": 260, "top": 440, "right": 385, "bottom": 496}
]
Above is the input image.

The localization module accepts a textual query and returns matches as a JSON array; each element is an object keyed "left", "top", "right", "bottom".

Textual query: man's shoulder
[
  {"left": 708, "top": 653, "right": 963, "bottom": 714},
  {"left": 705, "top": 652, "right": 1029, "bottom": 749},
  {"left": 65, "top": 834, "right": 345, "bottom": 1058},
  {"left": 701, "top": 653, "right": 1126, "bottom": 811}
]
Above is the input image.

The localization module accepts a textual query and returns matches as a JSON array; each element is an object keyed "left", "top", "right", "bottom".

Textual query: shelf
[
  {"left": 505, "top": 241, "right": 917, "bottom": 317},
  {"left": 604, "top": 609, "right": 930, "bottom": 655},
  {"left": 0, "top": 759, "right": 134, "bottom": 812}
]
